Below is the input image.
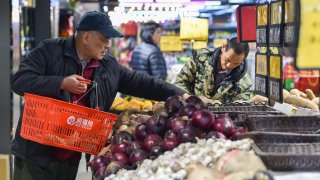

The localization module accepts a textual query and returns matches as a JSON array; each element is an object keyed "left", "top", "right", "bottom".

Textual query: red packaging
[{"left": 236, "top": 5, "right": 257, "bottom": 42}]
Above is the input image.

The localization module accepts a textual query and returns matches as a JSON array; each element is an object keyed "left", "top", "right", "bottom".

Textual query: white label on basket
[
  {"left": 66, "top": 116, "right": 93, "bottom": 130},
  {"left": 67, "top": 116, "right": 76, "bottom": 125}
]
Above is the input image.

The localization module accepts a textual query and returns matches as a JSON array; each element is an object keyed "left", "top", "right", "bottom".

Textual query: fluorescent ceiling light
[
  {"left": 205, "top": 1, "right": 222, "bottom": 6},
  {"left": 156, "top": 0, "right": 191, "bottom": 3},
  {"left": 118, "top": 0, "right": 153, "bottom": 2}
]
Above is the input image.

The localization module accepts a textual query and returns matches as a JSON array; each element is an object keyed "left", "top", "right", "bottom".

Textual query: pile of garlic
[{"left": 105, "top": 138, "right": 253, "bottom": 180}]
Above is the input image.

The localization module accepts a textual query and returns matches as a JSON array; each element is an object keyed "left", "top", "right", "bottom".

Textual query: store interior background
[{"left": 0, "top": 0, "right": 318, "bottom": 179}]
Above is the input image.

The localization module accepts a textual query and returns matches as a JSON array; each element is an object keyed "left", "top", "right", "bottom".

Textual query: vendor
[{"left": 174, "top": 37, "right": 253, "bottom": 104}]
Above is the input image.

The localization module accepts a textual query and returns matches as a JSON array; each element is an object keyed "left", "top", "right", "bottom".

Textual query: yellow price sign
[
  {"left": 271, "top": 1, "right": 283, "bottom": 25},
  {"left": 296, "top": 0, "right": 320, "bottom": 69},
  {"left": 256, "top": 54, "right": 268, "bottom": 76},
  {"left": 269, "top": 55, "right": 282, "bottom": 79},
  {"left": 180, "top": 18, "right": 209, "bottom": 41},
  {"left": 160, "top": 36, "right": 183, "bottom": 52},
  {"left": 213, "top": 39, "right": 226, "bottom": 48},
  {"left": 285, "top": 0, "right": 295, "bottom": 23},
  {"left": 192, "top": 41, "right": 207, "bottom": 50},
  {"left": 257, "top": 4, "right": 269, "bottom": 26}
]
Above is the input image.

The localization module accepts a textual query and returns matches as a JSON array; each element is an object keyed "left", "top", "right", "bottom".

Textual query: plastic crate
[
  {"left": 208, "top": 105, "right": 283, "bottom": 126},
  {"left": 237, "top": 132, "right": 320, "bottom": 171},
  {"left": 245, "top": 115, "right": 320, "bottom": 133},
  {"left": 21, "top": 93, "right": 118, "bottom": 155}
]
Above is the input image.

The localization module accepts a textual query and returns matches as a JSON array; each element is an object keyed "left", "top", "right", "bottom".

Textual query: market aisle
[{"left": 76, "top": 154, "right": 92, "bottom": 180}]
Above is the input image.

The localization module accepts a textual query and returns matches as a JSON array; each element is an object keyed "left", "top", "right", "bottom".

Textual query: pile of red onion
[{"left": 88, "top": 95, "right": 247, "bottom": 179}]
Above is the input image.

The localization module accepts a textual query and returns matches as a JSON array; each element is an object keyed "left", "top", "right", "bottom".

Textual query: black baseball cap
[{"left": 76, "top": 11, "right": 123, "bottom": 38}]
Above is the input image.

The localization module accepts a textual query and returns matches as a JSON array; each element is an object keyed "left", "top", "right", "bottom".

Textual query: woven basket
[
  {"left": 208, "top": 105, "right": 283, "bottom": 126},
  {"left": 253, "top": 143, "right": 320, "bottom": 171},
  {"left": 245, "top": 115, "right": 320, "bottom": 133},
  {"left": 237, "top": 131, "right": 320, "bottom": 143},
  {"left": 237, "top": 132, "right": 320, "bottom": 171}
]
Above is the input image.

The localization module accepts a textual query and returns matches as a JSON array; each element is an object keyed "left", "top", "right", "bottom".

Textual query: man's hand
[{"left": 61, "top": 74, "right": 88, "bottom": 94}]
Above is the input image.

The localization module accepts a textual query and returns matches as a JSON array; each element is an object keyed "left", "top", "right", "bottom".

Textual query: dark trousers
[{"left": 13, "top": 157, "right": 80, "bottom": 180}]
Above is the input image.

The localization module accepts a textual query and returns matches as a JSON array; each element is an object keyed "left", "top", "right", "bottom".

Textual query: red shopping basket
[{"left": 20, "top": 93, "right": 118, "bottom": 155}]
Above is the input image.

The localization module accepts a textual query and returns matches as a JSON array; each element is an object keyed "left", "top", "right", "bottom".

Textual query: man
[
  {"left": 12, "top": 11, "right": 184, "bottom": 180},
  {"left": 175, "top": 38, "right": 252, "bottom": 104}
]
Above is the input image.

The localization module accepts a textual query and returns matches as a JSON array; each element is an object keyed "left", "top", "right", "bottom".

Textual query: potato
[
  {"left": 186, "top": 163, "right": 222, "bottom": 180},
  {"left": 215, "top": 150, "right": 266, "bottom": 174},
  {"left": 312, "top": 97, "right": 319, "bottom": 107},
  {"left": 249, "top": 95, "right": 269, "bottom": 103},
  {"left": 285, "top": 95, "right": 319, "bottom": 110},
  {"left": 306, "top": 89, "right": 316, "bottom": 100},
  {"left": 290, "top": 89, "right": 307, "bottom": 99},
  {"left": 283, "top": 89, "right": 290, "bottom": 100}
]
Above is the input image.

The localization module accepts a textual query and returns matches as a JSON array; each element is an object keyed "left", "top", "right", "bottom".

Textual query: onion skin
[
  {"left": 126, "top": 141, "right": 143, "bottom": 156},
  {"left": 150, "top": 145, "right": 164, "bottom": 160},
  {"left": 129, "top": 149, "right": 149, "bottom": 165},
  {"left": 135, "top": 123, "right": 148, "bottom": 140},
  {"left": 162, "top": 137, "right": 180, "bottom": 151},
  {"left": 185, "top": 95, "right": 205, "bottom": 109},
  {"left": 146, "top": 115, "right": 166, "bottom": 136},
  {"left": 113, "top": 153, "right": 129, "bottom": 167},
  {"left": 177, "top": 128, "right": 198, "bottom": 143},
  {"left": 111, "top": 143, "right": 128, "bottom": 154},
  {"left": 143, "top": 134, "right": 162, "bottom": 151},
  {"left": 111, "top": 131, "right": 134, "bottom": 145},
  {"left": 165, "top": 95, "right": 184, "bottom": 115},
  {"left": 88, "top": 156, "right": 108, "bottom": 173},
  {"left": 191, "top": 110, "right": 215, "bottom": 131},
  {"left": 170, "top": 116, "right": 189, "bottom": 133},
  {"left": 205, "top": 131, "right": 227, "bottom": 140}
]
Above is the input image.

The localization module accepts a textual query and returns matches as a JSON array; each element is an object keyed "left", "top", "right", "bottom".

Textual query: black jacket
[
  {"left": 12, "top": 36, "right": 184, "bottom": 167},
  {"left": 130, "top": 42, "right": 167, "bottom": 80}
]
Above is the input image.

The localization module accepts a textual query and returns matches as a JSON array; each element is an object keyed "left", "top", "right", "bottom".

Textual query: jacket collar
[{"left": 64, "top": 36, "right": 80, "bottom": 61}]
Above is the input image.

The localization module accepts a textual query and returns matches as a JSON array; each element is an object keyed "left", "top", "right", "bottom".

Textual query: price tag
[
  {"left": 257, "top": 4, "right": 269, "bottom": 26},
  {"left": 269, "top": 55, "right": 281, "bottom": 79},
  {"left": 256, "top": 53, "right": 268, "bottom": 76},
  {"left": 255, "top": 75, "right": 268, "bottom": 96},
  {"left": 180, "top": 18, "right": 209, "bottom": 41},
  {"left": 268, "top": 78, "right": 283, "bottom": 102},
  {"left": 268, "top": 54, "right": 283, "bottom": 103},
  {"left": 160, "top": 36, "right": 183, "bottom": 52},
  {"left": 192, "top": 41, "right": 207, "bottom": 50},
  {"left": 256, "top": 3, "right": 269, "bottom": 46},
  {"left": 269, "top": 1, "right": 284, "bottom": 46},
  {"left": 213, "top": 39, "right": 226, "bottom": 48},
  {"left": 270, "top": 1, "right": 283, "bottom": 25},
  {"left": 255, "top": 53, "right": 268, "bottom": 96},
  {"left": 295, "top": 0, "right": 320, "bottom": 69},
  {"left": 284, "top": 0, "right": 297, "bottom": 47}
]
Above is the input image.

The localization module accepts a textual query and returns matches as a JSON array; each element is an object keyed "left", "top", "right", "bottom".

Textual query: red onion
[
  {"left": 94, "top": 166, "right": 107, "bottom": 180},
  {"left": 191, "top": 110, "right": 215, "bottom": 131},
  {"left": 165, "top": 95, "right": 184, "bottom": 115},
  {"left": 143, "top": 134, "right": 162, "bottom": 151},
  {"left": 88, "top": 156, "right": 108, "bottom": 173},
  {"left": 210, "top": 113, "right": 235, "bottom": 137},
  {"left": 111, "top": 131, "right": 134, "bottom": 145},
  {"left": 164, "top": 130, "right": 177, "bottom": 140},
  {"left": 111, "top": 142, "right": 128, "bottom": 154},
  {"left": 104, "top": 161, "right": 123, "bottom": 177},
  {"left": 179, "top": 104, "right": 198, "bottom": 118},
  {"left": 146, "top": 115, "right": 166, "bottom": 136},
  {"left": 170, "top": 116, "right": 189, "bottom": 133},
  {"left": 185, "top": 95, "right": 205, "bottom": 109},
  {"left": 177, "top": 127, "right": 198, "bottom": 143},
  {"left": 113, "top": 153, "right": 129, "bottom": 166},
  {"left": 162, "top": 137, "right": 180, "bottom": 151},
  {"left": 150, "top": 145, "right": 164, "bottom": 159},
  {"left": 126, "top": 141, "right": 143, "bottom": 155},
  {"left": 205, "top": 131, "right": 227, "bottom": 140},
  {"left": 135, "top": 123, "right": 148, "bottom": 140},
  {"left": 129, "top": 149, "right": 149, "bottom": 165}
]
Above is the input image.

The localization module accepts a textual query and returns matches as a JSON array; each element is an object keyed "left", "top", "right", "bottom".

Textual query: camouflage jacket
[{"left": 174, "top": 48, "right": 253, "bottom": 104}]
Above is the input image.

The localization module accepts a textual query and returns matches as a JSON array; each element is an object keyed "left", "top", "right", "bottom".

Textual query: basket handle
[{"left": 73, "top": 81, "right": 100, "bottom": 110}]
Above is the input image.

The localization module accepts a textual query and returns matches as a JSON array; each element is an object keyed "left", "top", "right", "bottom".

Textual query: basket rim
[
  {"left": 238, "top": 131, "right": 320, "bottom": 137},
  {"left": 252, "top": 143, "right": 320, "bottom": 156}
]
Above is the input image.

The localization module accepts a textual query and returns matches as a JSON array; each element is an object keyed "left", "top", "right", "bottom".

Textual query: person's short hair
[
  {"left": 226, "top": 37, "right": 250, "bottom": 58},
  {"left": 140, "top": 21, "right": 161, "bottom": 44}
]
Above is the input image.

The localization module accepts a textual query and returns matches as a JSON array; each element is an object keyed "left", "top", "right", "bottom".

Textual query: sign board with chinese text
[
  {"left": 180, "top": 18, "right": 209, "bottom": 41},
  {"left": 255, "top": 53, "right": 268, "bottom": 96},
  {"left": 295, "top": 0, "right": 320, "bottom": 69},
  {"left": 160, "top": 36, "right": 183, "bottom": 52},
  {"left": 268, "top": 55, "right": 283, "bottom": 103}
]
